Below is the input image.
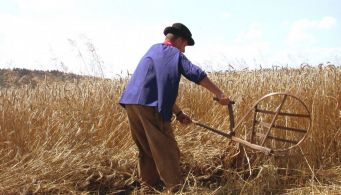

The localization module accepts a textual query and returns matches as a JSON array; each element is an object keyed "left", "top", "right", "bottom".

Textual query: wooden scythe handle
[{"left": 213, "top": 97, "right": 235, "bottom": 132}]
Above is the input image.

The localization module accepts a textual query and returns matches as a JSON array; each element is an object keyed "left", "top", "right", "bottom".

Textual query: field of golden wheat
[{"left": 0, "top": 66, "right": 340, "bottom": 194}]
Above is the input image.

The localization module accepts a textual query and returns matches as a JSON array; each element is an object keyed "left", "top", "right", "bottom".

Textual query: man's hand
[
  {"left": 216, "top": 94, "right": 233, "bottom": 105},
  {"left": 176, "top": 111, "right": 192, "bottom": 124}
]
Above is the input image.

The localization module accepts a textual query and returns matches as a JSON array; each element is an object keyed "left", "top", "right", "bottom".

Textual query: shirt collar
[{"left": 163, "top": 40, "right": 173, "bottom": 46}]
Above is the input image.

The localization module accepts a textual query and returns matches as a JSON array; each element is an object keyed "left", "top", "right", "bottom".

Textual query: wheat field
[{"left": 0, "top": 66, "right": 340, "bottom": 194}]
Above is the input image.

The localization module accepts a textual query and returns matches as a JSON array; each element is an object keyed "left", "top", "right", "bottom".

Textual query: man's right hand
[{"left": 215, "top": 94, "right": 233, "bottom": 105}]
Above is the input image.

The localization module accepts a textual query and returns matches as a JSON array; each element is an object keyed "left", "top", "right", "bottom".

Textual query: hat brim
[{"left": 164, "top": 27, "right": 195, "bottom": 46}]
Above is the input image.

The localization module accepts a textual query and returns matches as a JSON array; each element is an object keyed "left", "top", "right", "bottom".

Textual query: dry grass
[{"left": 0, "top": 66, "right": 340, "bottom": 194}]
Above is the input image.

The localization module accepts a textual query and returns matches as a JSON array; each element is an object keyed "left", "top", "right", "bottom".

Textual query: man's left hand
[{"left": 176, "top": 111, "right": 192, "bottom": 124}]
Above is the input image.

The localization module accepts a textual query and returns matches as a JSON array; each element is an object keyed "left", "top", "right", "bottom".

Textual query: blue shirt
[{"left": 119, "top": 43, "right": 207, "bottom": 121}]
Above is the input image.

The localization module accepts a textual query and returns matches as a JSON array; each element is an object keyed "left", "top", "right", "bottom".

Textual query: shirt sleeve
[{"left": 178, "top": 54, "right": 207, "bottom": 84}]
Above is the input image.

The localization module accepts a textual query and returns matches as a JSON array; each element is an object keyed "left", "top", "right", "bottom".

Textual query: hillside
[{"left": 0, "top": 68, "right": 84, "bottom": 88}]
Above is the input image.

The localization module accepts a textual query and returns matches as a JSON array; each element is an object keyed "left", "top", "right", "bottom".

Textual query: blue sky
[{"left": 0, "top": 0, "right": 340, "bottom": 77}]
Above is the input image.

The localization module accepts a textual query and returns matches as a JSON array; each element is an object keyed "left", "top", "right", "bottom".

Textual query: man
[{"left": 119, "top": 23, "right": 232, "bottom": 192}]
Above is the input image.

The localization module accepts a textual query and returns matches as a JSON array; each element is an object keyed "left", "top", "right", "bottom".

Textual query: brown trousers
[{"left": 125, "top": 105, "right": 181, "bottom": 189}]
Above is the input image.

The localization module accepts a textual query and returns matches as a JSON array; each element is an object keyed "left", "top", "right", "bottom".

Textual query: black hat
[{"left": 163, "top": 23, "right": 195, "bottom": 46}]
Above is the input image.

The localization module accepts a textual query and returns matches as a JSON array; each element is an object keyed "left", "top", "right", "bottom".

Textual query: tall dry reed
[{"left": 0, "top": 66, "right": 340, "bottom": 194}]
